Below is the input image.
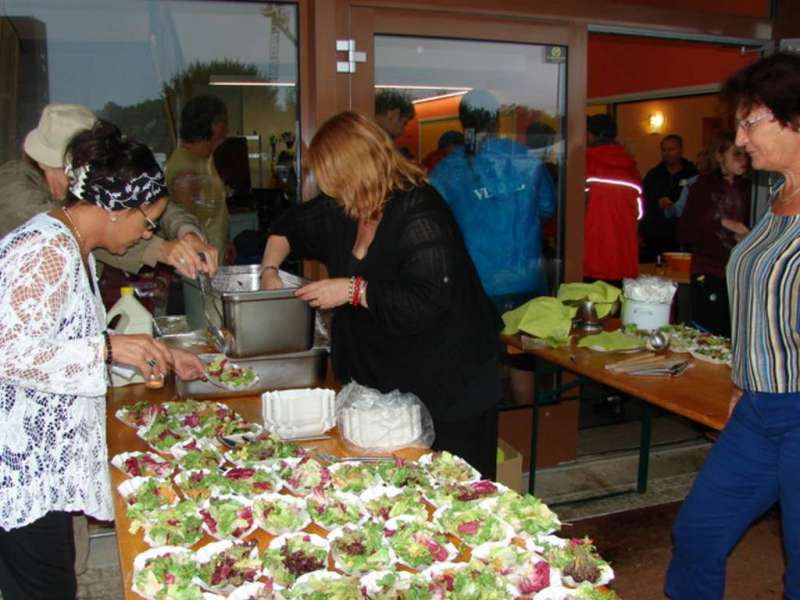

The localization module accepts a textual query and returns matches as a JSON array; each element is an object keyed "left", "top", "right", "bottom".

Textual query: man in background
[
  {"left": 374, "top": 90, "right": 415, "bottom": 140},
  {"left": 640, "top": 134, "right": 698, "bottom": 261}
]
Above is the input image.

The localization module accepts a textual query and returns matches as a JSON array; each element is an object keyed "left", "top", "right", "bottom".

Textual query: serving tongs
[{"left": 197, "top": 271, "right": 234, "bottom": 355}]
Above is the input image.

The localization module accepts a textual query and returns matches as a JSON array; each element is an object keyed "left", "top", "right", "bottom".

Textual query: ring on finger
[
  {"left": 146, "top": 358, "right": 158, "bottom": 368},
  {"left": 178, "top": 256, "right": 187, "bottom": 265}
]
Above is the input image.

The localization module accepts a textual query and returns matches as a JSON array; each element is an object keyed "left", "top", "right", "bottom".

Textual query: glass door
[{"left": 345, "top": 8, "right": 581, "bottom": 298}]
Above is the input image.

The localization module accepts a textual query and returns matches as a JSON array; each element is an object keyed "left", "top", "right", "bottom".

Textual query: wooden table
[
  {"left": 503, "top": 332, "right": 733, "bottom": 495},
  {"left": 107, "top": 383, "right": 421, "bottom": 600}
]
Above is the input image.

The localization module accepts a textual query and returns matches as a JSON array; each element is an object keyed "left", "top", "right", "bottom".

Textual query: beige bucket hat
[{"left": 23, "top": 104, "right": 96, "bottom": 168}]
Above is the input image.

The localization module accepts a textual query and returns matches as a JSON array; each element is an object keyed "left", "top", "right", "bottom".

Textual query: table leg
[
  {"left": 528, "top": 357, "right": 543, "bottom": 494},
  {"left": 637, "top": 401, "right": 653, "bottom": 493}
]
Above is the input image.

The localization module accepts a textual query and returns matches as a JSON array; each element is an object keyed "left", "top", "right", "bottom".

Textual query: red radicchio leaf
[
  {"left": 200, "top": 509, "right": 217, "bottom": 533},
  {"left": 226, "top": 467, "right": 255, "bottom": 480},
  {"left": 457, "top": 520, "right": 480, "bottom": 535},
  {"left": 423, "top": 538, "right": 448, "bottom": 561}
]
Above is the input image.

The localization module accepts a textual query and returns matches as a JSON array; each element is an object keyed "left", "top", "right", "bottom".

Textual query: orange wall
[
  {"left": 616, "top": 94, "right": 727, "bottom": 177},
  {"left": 588, "top": 35, "right": 756, "bottom": 100}
]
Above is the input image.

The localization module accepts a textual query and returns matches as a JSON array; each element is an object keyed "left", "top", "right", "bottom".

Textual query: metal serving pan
[
  {"left": 174, "top": 348, "right": 328, "bottom": 399},
  {"left": 182, "top": 266, "right": 314, "bottom": 358}
]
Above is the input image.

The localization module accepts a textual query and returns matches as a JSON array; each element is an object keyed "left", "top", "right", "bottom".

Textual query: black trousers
[
  {"left": 433, "top": 406, "right": 498, "bottom": 481},
  {"left": 690, "top": 273, "right": 730, "bottom": 337},
  {"left": 0, "top": 511, "right": 76, "bottom": 600}
]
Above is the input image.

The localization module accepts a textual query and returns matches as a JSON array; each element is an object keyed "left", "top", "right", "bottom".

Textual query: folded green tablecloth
[
  {"left": 577, "top": 330, "right": 644, "bottom": 352},
  {"left": 557, "top": 281, "right": 621, "bottom": 318},
  {"left": 501, "top": 297, "right": 576, "bottom": 345}
]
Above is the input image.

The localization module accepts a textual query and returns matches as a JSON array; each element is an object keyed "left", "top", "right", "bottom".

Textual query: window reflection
[
  {"left": 1, "top": 0, "right": 300, "bottom": 239},
  {"left": 374, "top": 36, "right": 566, "bottom": 299}
]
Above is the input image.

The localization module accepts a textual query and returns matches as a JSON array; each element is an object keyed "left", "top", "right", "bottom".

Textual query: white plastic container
[
  {"left": 107, "top": 287, "right": 153, "bottom": 387},
  {"left": 622, "top": 298, "right": 671, "bottom": 331},
  {"left": 261, "top": 388, "right": 336, "bottom": 439}
]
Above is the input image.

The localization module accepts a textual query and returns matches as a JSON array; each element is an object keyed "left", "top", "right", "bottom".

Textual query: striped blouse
[{"left": 727, "top": 208, "right": 800, "bottom": 392}]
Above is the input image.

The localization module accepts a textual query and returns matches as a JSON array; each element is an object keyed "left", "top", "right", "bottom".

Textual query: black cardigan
[{"left": 270, "top": 184, "right": 500, "bottom": 421}]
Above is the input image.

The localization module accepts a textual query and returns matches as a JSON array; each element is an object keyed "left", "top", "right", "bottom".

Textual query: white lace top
[{"left": 0, "top": 214, "right": 112, "bottom": 530}]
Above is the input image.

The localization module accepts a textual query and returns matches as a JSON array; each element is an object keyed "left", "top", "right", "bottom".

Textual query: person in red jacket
[{"left": 584, "top": 114, "right": 642, "bottom": 285}]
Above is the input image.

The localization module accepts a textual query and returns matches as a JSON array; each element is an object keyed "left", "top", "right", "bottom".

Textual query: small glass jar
[{"left": 145, "top": 372, "right": 165, "bottom": 389}]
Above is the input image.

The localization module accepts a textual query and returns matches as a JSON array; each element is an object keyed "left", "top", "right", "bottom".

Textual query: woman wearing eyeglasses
[
  {"left": 666, "top": 52, "right": 800, "bottom": 600},
  {"left": 676, "top": 130, "right": 751, "bottom": 337},
  {"left": 0, "top": 120, "right": 205, "bottom": 600}
]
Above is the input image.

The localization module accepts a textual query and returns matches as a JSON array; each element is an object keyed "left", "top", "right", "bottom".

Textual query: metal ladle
[{"left": 648, "top": 330, "right": 671, "bottom": 352}]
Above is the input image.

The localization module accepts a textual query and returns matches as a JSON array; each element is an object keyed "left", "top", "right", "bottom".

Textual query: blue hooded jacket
[{"left": 430, "top": 137, "right": 556, "bottom": 299}]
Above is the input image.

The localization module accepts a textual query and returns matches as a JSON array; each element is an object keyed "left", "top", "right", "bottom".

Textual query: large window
[{"left": 1, "top": 1, "right": 299, "bottom": 196}]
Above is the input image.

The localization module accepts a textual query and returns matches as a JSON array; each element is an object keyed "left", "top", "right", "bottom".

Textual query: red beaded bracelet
[{"left": 351, "top": 275, "right": 364, "bottom": 306}]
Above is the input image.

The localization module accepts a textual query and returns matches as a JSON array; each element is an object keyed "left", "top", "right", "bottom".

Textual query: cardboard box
[{"left": 496, "top": 438, "right": 523, "bottom": 493}]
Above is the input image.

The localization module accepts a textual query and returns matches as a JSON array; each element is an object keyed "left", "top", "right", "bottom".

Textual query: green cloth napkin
[
  {"left": 577, "top": 330, "right": 644, "bottom": 352},
  {"left": 557, "top": 281, "right": 622, "bottom": 318},
  {"left": 501, "top": 297, "right": 576, "bottom": 345}
]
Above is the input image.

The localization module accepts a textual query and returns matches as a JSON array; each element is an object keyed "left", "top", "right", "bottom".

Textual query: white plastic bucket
[{"left": 622, "top": 298, "right": 671, "bottom": 331}]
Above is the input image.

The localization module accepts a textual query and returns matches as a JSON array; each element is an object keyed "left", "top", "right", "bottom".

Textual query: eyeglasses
[
  {"left": 137, "top": 206, "right": 159, "bottom": 233},
  {"left": 736, "top": 112, "right": 772, "bottom": 131}
]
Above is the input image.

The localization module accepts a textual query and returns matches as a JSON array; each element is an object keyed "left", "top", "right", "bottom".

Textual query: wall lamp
[{"left": 647, "top": 111, "right": 665, "bottom": 134}]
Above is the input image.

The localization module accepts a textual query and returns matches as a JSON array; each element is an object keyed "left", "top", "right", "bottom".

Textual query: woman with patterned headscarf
[{"left": 0, "top": 120, "right": 205, "bottom": 600}]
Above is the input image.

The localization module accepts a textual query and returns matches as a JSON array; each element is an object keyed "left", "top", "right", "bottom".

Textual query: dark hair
[
  {"left": 437, "top": 130, "right": 464, "bottom": 149},
  {"left": 65, "top": 119, "right": 160, "bottom": 205},
  {"left": 721, "top": 52, "right": 800, "bottom": 129},
  {"left": 459, "top": 90, "right": 499, "bottom": 132},
  {"left": 661, "top": 134, "right": 683, "bottom": 148},
  {"left": 375, "top": 90, "right": 415, "bottom": 120},
  {"left": 525, "top": 122, "right": 556, "bottom": 150},
  {"left": 179, "top": 94, "right": 228, "bottom": 142},
  {"left": 586, "top": 114, "right": 617, "bottom": 144}
]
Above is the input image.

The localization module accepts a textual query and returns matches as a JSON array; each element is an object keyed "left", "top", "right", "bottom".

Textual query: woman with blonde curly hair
[{"left": 260, "top": 111, "right": 501, "bottom": 477}]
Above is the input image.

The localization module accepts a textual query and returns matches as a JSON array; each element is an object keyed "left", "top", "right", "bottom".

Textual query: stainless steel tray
[
  {"left": 174, "top": 348, "right": 328, "bottom": 399},
  {"left": 182, "top": 266, "right": 314, "bottom": 357}
]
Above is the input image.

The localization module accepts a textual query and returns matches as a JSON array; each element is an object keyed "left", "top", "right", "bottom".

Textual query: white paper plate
[
  {"left": 359, "top": 570, "right": 418, "bottom": 598},
  {"left": 193, "top": 539, "right": 262, "bottom": 594},
  {"left": 198, "top": 494, "right": 256, "bottom": 540},
  {"left": 432, "top": 504, "right": 514, "bottom": 548},
  {"left": 252, "top": 492, "right": 311, "bottom": 535},
  {"left": 111, "top": 451, "right": 173, "bottom": 479},
  {"left": 418, "top": 451, "right": 481, "bottom": 484},
  {"left": 383, "top": 515, "right": 459, "bottom": 570},
  {"left": 227, "top": 581, "right": 285, "bottom": 599},
  {"left": 131, "top": 546, "right": 203, "bottom": 600},
  {"left": 327, "top": 523, "right": 396, "bottom": 575}
]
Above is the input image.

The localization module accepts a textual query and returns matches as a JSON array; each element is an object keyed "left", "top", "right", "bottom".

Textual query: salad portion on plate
[
  {"left": 118, "top": 477, "right": 180, "bottom": 530},
  {"left": 115, "top": 400, "right": 165, "bottom": 429},
  {"left": 276, "top": 457, "right": 329, "bottom": 495},
  {"left": 472, "top": 541, "right": 559, "bottom": 596},
  {"left": 493, "top": 491, "right": 561, "bottom": 537},
  {"left": 137, "top": 418, "right": 192, "bottom": 453},
  {"left": 171, "top": 438, "right": 225, "bottom": 471},
  {"left": 195, "top": 539, "right": 262, "bottom": 594},
  {"left": 376, "top": 457, "right": 434, "bottom": 489},
  {"left": 532, "top": 536, "right": 614, "bottom": 588},
  {"left": 361, "top": 486, "right": 428, "bottom": 522},
  {"left": 253, "top": 493, "right": 310, "bottom": 535},
  {"left": 225, "top": 432, "right": 302, "bottom": 467},
  {"left": 327, "top": 461, "right": 381, "bottom": 493},
  {"left": 137, "top": 499, "right": 205, "bottom": 548},
  {"left": 174, "top": 469, "right": 227, "bottom": 502},
  {"left": 287, "top": 571, "right": 360, "bottom": 600},
  {"left": 425, "top": 480, "right": 506, "bottom": 508},
  {"left": 433, "top": 503, "right": 514, "bottom": 547},
  {"left": 328, "top": 522, "right": 395, "bottom": 575},
  {"left": 198, "top": 495, "right": 256, "bottom": 540},
  {"left": 226, "top": 581, "right": 286, "bottom": 600},
  {"left": 383, "top": 516, "right": 459, "bottom": 570},
  {"left": 261, "top": 533, "right": 329, "bottom": 587},
  {"left": 205, "top": 355, "right": 259, "bottom": 391},
  {"left": 111, "top": 451, "right": 174, "bottom": 479},
  {"left": 132, "top": 546, "right": 203, "bottom": 600},
  {"left": 305, "top": 488, "right": 365, "bottom": 530},
  {"left": 420, "top": 451, "right": 481, "bottom": 485},
  {"left": 423, "top": 561, "right": 516, "bottom": 599},
  {"left": 221, "top": 466, "right": 279, "bottom": 498},
  {"left": 359, "top": 570, "right": 431, "bottom": 600}
]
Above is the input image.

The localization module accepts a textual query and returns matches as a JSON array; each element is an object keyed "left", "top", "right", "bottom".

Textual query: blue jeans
[{"left": 665, "top": 390, "right": 800, "bottom": 599}]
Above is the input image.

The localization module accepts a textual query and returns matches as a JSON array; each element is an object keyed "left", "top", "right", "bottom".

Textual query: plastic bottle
[{"left": 106, "top": 287, "right": 153, "bottom": 387}]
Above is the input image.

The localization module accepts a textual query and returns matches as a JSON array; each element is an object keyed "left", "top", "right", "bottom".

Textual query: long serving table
[
  {"left": 106, "top": 382, "right": 422, "bottom": 600},
  {"left": 502, "top": 331, "right": 733, "bottom": 495}
]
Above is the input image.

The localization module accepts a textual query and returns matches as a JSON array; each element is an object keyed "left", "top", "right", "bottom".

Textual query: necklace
[{"left": 62, "top": 208, "right": 85, "bottom": 252}]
